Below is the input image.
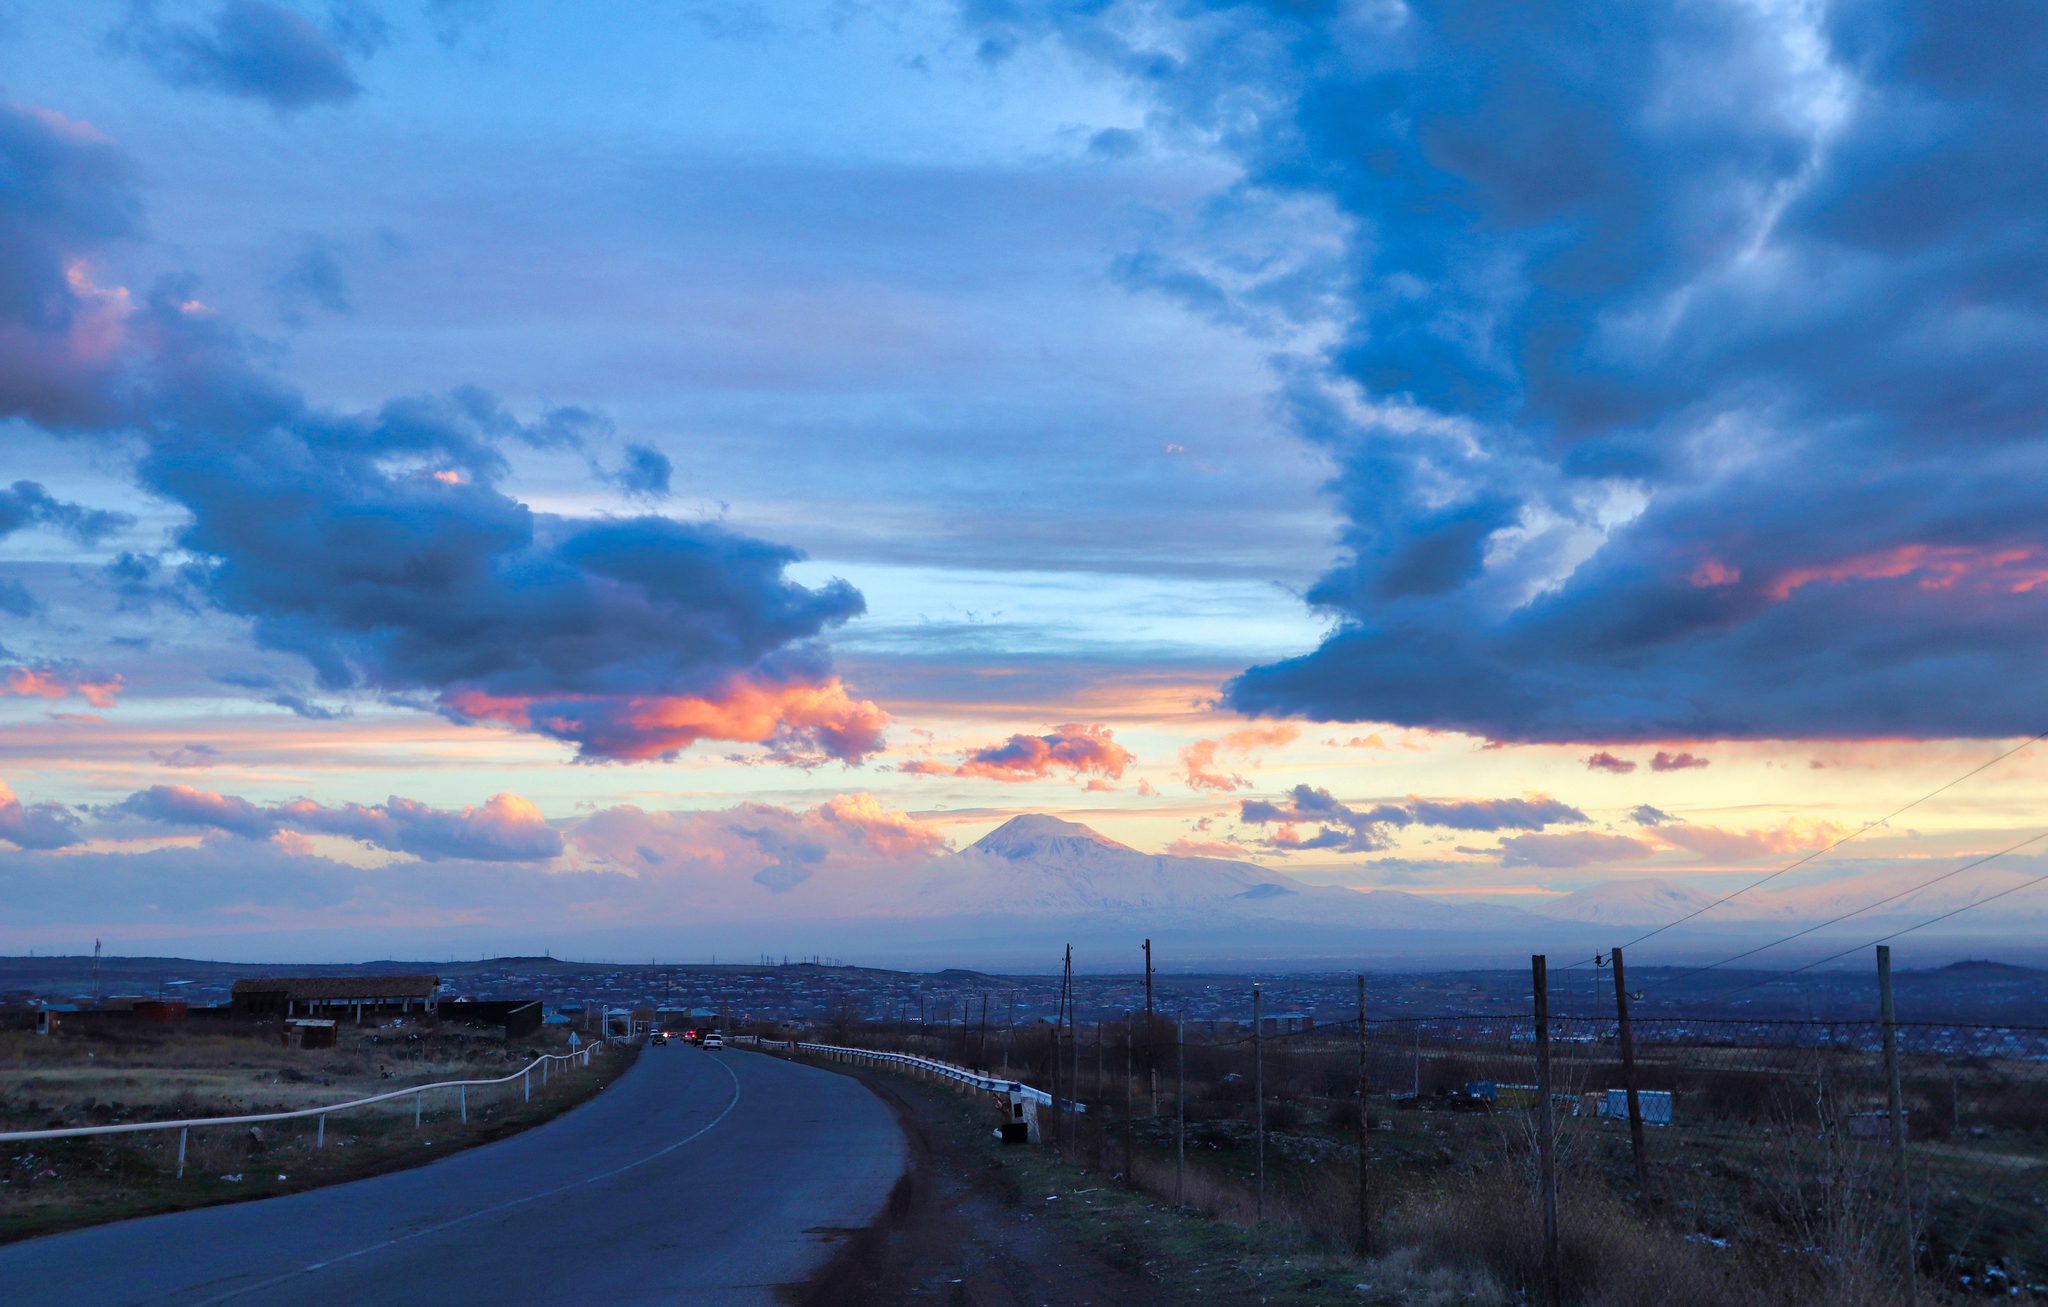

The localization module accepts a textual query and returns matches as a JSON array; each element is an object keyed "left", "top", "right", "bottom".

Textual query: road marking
[{"left": 185, "top": 1055, "right": 744, "bottom": 1307}]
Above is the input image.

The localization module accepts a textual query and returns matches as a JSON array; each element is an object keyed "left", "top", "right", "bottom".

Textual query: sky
[{"left": 2, "top": 0, "right": 2046, "bottom": 963}]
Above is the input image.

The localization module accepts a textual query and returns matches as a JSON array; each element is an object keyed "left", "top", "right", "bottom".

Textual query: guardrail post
[
  {"left": 543, "top": 1058, "right": 548, "bottom": 1085},
  {"left": 525, "top": 1069, "right": 531, "bottom": 1102},
  {"left": 317, "top": 1114, "right": 325, "bottom": 1148},
  {"left": 177, "top": 1127, "right": 187, "bottom": 1178},
  {"left": 415, "top": 1091, "right": 422, "bottom": 1128},
  {"left": 459, "top": 1086, "right": 467, "bottom": 1123}
]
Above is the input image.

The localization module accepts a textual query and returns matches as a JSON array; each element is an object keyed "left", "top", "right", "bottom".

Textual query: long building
[{"left": 231, "top": 975, "right": 440, "bottom": 1022}]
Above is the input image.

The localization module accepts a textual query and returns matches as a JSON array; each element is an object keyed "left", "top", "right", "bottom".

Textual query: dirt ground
[{"left": 784, "top": 1054, "right": 1503, "bottom": 1307}]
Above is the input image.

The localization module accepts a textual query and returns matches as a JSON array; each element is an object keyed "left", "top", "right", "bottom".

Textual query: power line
[
  {"left": 1646, "top": 828, "right": 2048, "bottom": 990},
  {"left": 1572, "top": 728, "right": 2048, "bottom": 964},
  {"left": 1683, "top": 858, "right": 2048, "bottom": 1008}
]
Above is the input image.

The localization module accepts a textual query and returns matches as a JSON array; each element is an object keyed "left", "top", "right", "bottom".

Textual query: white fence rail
[
  {"left": 728, "top": 1036, "right": 1081, "bottom": 1112},
  {"left": 0, "top": 1033, "right": 636, "bottom": 1175}
]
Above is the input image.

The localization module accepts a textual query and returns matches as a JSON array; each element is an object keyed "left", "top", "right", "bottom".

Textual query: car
[
  {"left": 650, "top": 1031, "right": 667, "bottom": 1045},
  {"left": 702, "top": 1034, "right": 724, "bottom": 1050}
]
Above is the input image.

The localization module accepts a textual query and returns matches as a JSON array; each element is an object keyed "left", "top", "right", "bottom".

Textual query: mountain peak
[{"left": 971, "top": 814, "right": 1136, "bottom": 859}]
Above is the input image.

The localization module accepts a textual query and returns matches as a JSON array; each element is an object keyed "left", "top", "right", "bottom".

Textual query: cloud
[
  {"left": 1237, "top": 784, "right": 1585, "bottom": 853},
  {"left": 149, "top": 743, "right": 222, "bottom": 769},
  {"left": 901, "top": 723, "right": 1133, "bottom": 783},
  {"left": 982, "top": 2, "right": 2048, "bottom": 742},
  {"left": 0, "top": 779, "right": 84, "bottom": 850},
  {"left": 1584, "top": 752, "right": 1638, "bottom": 775},
  {"left": 1630, "top": 804, "right": 1675, "bottom": 826},
  {"left": 1649, "top": 819, "right": 1846, "bottom": 863},
  {"left": 3, "top": 663, "right": 122, "bottom": 708},
  {"left": 607, "top": 443, "right": 673, "bottom": 500},
  {"left": 1499, "top": 831, "right": 1657, "bottom": 869},
  {"left": 569, "top": 792, "right": 947, "bottom": 892},
  {"left": 0, "top": 108, "right": 879, "bottom": 767},
  {"left": 0, "top": 480, "right": 133, "bottom": 544},
  {"left": 1164, "top": 837, "right": 1254, "bottom": 859},
  {"left": 1179, "top": 724, "right": 1299, "bottom": 792},
  {"left": 112, "top": 784, "right": 565, "bottom": 862},
  {"left": 1650, "top": 751, "right": 1710, "bottom": 772},
  {"left": 113, "top": 0, "right": 368, "bottom": 112}
]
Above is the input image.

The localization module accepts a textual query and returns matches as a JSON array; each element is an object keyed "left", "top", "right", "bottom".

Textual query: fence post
[
  {"left": 1534, "top": 954, "right": 1559, "bottom": 1307},
  {"left": 1357, "top": 973, "right": 1371, "bottom": 1257},
  {"left": 1253, "top": 982, "right": 1265, "bottom": 1225},
  {"left": 415, "top": 1090, "right": 422, "bottom": 1128},
  {"left": 1175, "top": 1010, "right": 1185, "bottom": 1209},
  {"left": 1879, "top": 945, "right": 1919, "bottom": 1306},
  {"left": 1123, "top": 1010, "right": 1135, "bottom": 1187},
  {"left": 177, "top": 1127, "right": 187, "bottom": 1179},
  {"left": 543, "top": 1058, "right": 548, "bottom": 1085},
  {"left": 459, "top": 1086, "right": 467, "bottom": 1124},
  {"left": 317, "top": 1114, "right": 325, "bottom": 1148},
  {"left": 1612, "top": 946, "right": 1650, "bottom": 1197}
]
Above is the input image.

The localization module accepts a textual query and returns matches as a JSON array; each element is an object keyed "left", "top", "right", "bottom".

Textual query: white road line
[{"left": 185, "top": 1055, "right": 744, "bottom": 1307}]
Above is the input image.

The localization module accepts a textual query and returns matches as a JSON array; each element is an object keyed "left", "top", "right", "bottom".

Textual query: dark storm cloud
[
  {"left": 1236, "top": 783, "right": 1584, "bottom": 853},
  {"left": 0, "top": 90, "right": 877, "bottom": 765},
  {"left": 981, "top": 0, "right": 2048, "bottom": 741},
  {"left": 112, "top": 0, "right": 368, "bottom": 112},
  {"left": 608, "top": 443, "right": 674, "bottom": 499},
  {"left": 0, "top": 481, "right": 134, "bottom": 544}
]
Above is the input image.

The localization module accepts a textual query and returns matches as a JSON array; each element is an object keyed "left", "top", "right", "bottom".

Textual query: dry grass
[{"left": 0, "top": 1019, "right": 628, "bottom": 1244}]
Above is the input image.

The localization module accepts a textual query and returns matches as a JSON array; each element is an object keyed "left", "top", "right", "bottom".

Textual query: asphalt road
[{"left": 0, "top": 1045, "right": 907, "bottom": 1307}]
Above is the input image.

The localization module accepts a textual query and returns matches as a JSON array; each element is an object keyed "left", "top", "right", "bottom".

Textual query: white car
[{"left": 702, "top": 1034, "right": 724, "bottom": 1050}]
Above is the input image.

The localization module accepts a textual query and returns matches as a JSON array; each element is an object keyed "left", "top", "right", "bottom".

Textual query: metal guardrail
[
  {"left": 728, "top": 1035, "right": 1081, "bottom": 1112},
  {"left": 0, "top": 1032, "right": 637, "bottom": 1175}
]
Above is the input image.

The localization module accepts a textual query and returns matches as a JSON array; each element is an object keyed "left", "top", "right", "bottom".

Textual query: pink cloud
[
  {"left": 569, "top": 793, "right": 947, "bottom": 894},
  {"left": 900, "top": 723, "right": 1134, "bottom": 784},
  {"left": 1649, "top": 818, "right": 1845, "bottom": 862},
  {"left": 1650, "top": 750, "right": 1709, "bottom": 771},
  {"left": 3, "top": 665, "right": 122, "bottom": 708},
  {"left": 443, "top": 673, "right": 888, "bottom": 766},
  {"left": 1766, "top": 544, "right": 2048, "bottom": 601},
  {"left": 115, "top": 785, "right": 565, "bottom": 862},
  {"left": 1179, "top": 724, "right": 1300, "bottom": 792},
  {"left": 0, "top": 779, "right": 85, "bottom": 850},
  {"left": 1584, "top": 751, "right": 1638, "bottom": 774}
]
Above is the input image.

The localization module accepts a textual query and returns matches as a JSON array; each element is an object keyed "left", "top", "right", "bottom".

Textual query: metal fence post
[
  {"left": 1612, "top": 946, "right": 1649, "bottom": 1197},
  {"left": 459, "top": 1086, "right": 467, "bottom": 1124},
  {"left": 317, "top": 1114, "right": 325, "bottom": 1148},
  {"left": 415, "top": 1090, "right": 422, "bottom": 1128},
  {"left": 1879, "top": 945, "right": 1919, "bottom": 1306},
  {"left": 177, "top": 1127, "right": 187, "bottom": 1179},
  {"left": 1534, "top": 954, "right": 1559, "bottom": 1307},
  {"left": 1253, "top": 982, "right": 1264, "bottom": 1224}
]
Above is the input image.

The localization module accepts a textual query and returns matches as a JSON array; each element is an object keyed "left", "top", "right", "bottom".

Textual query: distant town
[{"left": 4, "top": 951, "right": 2043, "bottom": 1035}]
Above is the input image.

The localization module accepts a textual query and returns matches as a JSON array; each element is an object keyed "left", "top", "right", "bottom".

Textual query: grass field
[{"left": 0, "top": 1018, "right": 634, "bottom": 1244}]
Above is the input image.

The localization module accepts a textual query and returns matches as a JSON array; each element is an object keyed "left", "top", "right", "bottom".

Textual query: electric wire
[
  {"left": 1563, "top": 728, "right": 2048, "bottom": 968},
  {"left": 1644, "top": 828, "right": 2048, "bottom": 990},
  {"left": 1681, "top": 858, "right": 2048, "bottom": 1008}
]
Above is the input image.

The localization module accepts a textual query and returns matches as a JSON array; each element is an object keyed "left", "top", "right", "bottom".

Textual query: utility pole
[
  {"left": 1534, "top": 955, "right": 1559, "bottom": 1307},
  {"left": 1357, "top": 973, "right": 1371, "bottom": 1257},
  {"left": 1144, "top": 938, "right": 1156, "bottom": 1114},
  {"left": 1610, "top": 947, "right": 1649, "bottom": 1197},
  {"left": 1253, "top": 982, "right": 1265, "bottom": 1224},
  {"left": 1879, "top": 945, "right": 1919, "bottom": 1306}
]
